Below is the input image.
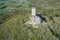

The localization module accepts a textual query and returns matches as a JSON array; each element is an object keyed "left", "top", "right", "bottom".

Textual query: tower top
[{"left": 32, "top": 7, "right": 36, "bottom": 16}]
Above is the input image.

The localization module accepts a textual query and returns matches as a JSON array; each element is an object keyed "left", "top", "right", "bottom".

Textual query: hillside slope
[
  {"left": 0, "top": 0, "right": 60, "bottom": 40},
  {"left": 0, "top": 14, "right": 60, "bottom": 40}
]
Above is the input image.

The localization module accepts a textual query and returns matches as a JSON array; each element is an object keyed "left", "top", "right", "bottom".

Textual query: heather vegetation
[{"left": 0, "top": 0, "right": 60, "bottom": 40}]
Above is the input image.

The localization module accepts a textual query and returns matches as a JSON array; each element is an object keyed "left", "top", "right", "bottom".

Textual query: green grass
[
  {"left": 0, "top": 0, "right": 60, "bottom": 40},
  {"left": 0, "top": 13, "right": 60, "bottom": 40}
]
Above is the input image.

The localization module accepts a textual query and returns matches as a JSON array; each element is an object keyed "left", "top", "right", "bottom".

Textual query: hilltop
[
  {"left": 0, "top": 0, "right": 60, "bottom": 40},
  {"left": 0, "top": 12, "right": 60, "bottom": 40}
]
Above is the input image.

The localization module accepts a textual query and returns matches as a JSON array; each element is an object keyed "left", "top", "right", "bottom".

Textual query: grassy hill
[
  {"left": 0, "top": 12, "right": 60, "bottom": 40},
  {"left": 0, "top": 0, "right": 60, "bottom": 40}
]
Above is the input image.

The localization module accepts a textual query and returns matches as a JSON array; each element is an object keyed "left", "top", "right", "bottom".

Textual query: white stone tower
[
  {"left": 32, "top": 7, "right": 36, "bottom": 16},
  {"left": 25, "top": 7, "right": 41, "bottom": 28},
  {"left": 31, "top": 7, "right": 40, "bottom": 28}
]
